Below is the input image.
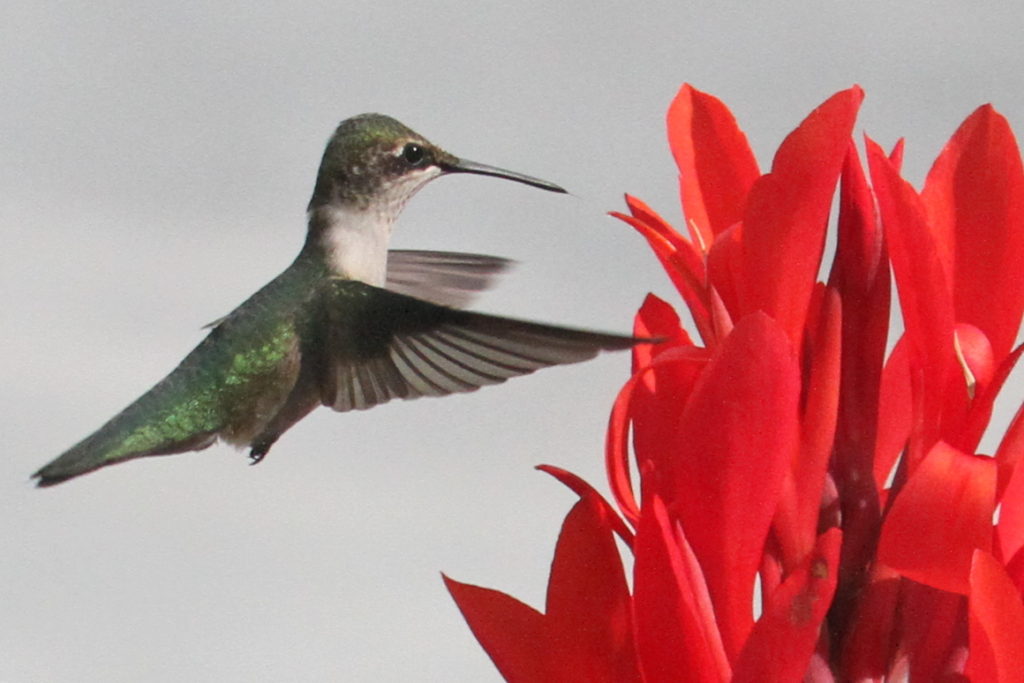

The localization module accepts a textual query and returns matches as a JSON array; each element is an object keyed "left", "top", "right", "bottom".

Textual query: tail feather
[
  {"left": 34, "top": 372, "right": 224, "bottom": 487},
  {"left": 34, "top": 422, "right": 218, "bottom": 487}
]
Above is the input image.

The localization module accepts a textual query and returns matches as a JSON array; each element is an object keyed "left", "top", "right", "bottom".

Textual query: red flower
[{"left": 446, "top": 86, "right": 1024, "bottom": 680}]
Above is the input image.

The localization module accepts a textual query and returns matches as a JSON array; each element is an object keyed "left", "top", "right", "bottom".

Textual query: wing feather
[{"left": 314, "top": 280, "right": 648, "bottom": 413}]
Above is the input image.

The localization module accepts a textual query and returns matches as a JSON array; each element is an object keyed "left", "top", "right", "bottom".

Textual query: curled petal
[
  {"left": 536, "top": 464, "right": 634, "bottom": 548},
  {"left": 612, "top": 208, "right": 713, "bottom": 343},
  {"left": 828, "top": 142, "right": 889, "bottom": 599},
  {"left": 606, "top": 340, "right": 711, "bottom": 527}
]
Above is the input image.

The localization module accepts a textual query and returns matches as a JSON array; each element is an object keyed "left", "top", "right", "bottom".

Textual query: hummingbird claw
[{"left": 248, "top": 444, "right": 270, "bottom": 465}]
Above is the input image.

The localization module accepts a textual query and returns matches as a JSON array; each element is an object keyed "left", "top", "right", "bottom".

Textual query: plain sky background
[{"left": 3, "top": 2, "right": 1024, "bottom": 681}]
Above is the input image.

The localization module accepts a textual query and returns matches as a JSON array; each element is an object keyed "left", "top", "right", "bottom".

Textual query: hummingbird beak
[{"left": 441, "top": 158, "right": 567, "bottom": 194}]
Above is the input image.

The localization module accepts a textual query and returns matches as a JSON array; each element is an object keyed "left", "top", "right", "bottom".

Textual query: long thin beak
[{"left": 441, "top": 158, "right": 567, "bottom": 193}]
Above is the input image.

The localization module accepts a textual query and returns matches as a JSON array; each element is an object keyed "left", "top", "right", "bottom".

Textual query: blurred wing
[
  {"left": 314, "top": 280, "right": 645, "bottom": 412},
  {"left": 384, "top": 250, "right": 514, "bottom": 308}
]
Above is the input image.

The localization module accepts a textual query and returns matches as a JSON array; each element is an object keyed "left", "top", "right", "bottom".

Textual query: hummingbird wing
[
  {"left": 384, "top": 250, "right": 514, "bottom": 308},
  {"left": 312, "top": 280, "right": 646, "bottom": 412}
]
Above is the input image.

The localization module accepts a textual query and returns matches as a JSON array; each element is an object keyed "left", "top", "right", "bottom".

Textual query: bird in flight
[{"left": 34, "top": 114, "right": 650, "bottom": 486}]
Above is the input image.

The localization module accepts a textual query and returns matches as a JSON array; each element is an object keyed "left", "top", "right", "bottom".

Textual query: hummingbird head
[{"left": 308, "top": 114, "right": 566, "bottom": 215}]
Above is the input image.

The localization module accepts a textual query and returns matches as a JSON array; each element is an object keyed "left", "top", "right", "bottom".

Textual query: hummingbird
[{"left": 34, "top": 114, "right": 648, "bottom": 487}]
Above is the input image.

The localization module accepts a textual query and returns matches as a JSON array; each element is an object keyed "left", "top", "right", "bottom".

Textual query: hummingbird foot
[{"left": 248, "top": 441, "right": 273, "bottom": 465}]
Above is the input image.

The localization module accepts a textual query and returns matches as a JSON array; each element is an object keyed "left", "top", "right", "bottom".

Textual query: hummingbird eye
[{"left": 401, "top": 142, "right": 427, "bottom": 167}]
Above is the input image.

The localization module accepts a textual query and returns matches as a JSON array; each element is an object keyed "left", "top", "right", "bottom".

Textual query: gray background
[{"left": 3, "top": 1, "right": 1023, "bottom": 680}]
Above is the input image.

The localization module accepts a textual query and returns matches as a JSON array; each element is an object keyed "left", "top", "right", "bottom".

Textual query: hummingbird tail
[
  {"left": 33, "top": 386, "right": 223, "bottom": 488},
  {"left": 34, "top": 428, "right": 218, "bottom": 487}
]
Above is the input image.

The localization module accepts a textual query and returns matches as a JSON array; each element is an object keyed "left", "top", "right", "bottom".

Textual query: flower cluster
[{"left": 445, "top": 85, "right": 1024, "bottom": 681}]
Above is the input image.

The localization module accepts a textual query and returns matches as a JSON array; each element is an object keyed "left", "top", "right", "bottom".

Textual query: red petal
[
  {"left": 705, "top": 222, "right": 744, "bottom": 327},
  {"left": 605, "top": 343, "right": 711, "bottom": 527},
  {"left": 740, "top": 87, "right": 864, "bottom": 346},
  {"left": 874, "top": 339, "right": 913, "bottom": 490},
  {"left": 443, "top": 575, "right": 556, "bottom": 681},
  {"left": 612, "top": 208, "right": 713, "bottom": 343},
  {"left": 667, "top": 313, "right": 801, "bottom": 659},
  {"left": 966, "top": 550, "right": 1024, "bottom": 682},
  {"left": 606, "top": 369, "right": 644, "bottom": 526},
  {"left": 877, "top": 441, "right": 996, "bottom": 594},
  {"left": 667, "top": 84, "right": 760, "bottom": 247},
  {"left": 547, "top": 498, "right": 640, "bottom": 683},
  {"left": 536, "top": 464, "right": 635, "bottom": 548},
  {"left": 962, "top": 342, "right": 1024, "bottom": 455},
  {"left": 732, "top": 529, "right": 842, "bottom": 682},
  {"left": 866, "top": 136, "right": 960, "bottom": 469},
  {"left": 996, "top": 408, "right": 1024, "bottom": 561},
  {"left": 997, "top": 391, "right": 1024, "bottom": 483},
  {"left": 625, "top": 194, "right": 693, "bottom": 252},
  {"left": 921, "top": 105, "right": 1024, "bottom": 363},
  {"left": 1005, "top": 545, "right": 1024, "bottom": 593},
  {"left": 773, "top": 286, "right": 841, "bottom": 568},
  {"left": 633, "top": 496, "right": 730, "bottom": 682},
  {"left": 889, "top": 138, "right": 906, "bottom": 168},
  {"left": 631, "top": 293, "right": 691, "bottom": 372}
]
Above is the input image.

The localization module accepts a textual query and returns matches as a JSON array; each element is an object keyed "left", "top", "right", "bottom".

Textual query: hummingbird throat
[
  {"left": 316, "top": 204, "right": 394, "bottom": 286},
  {"left": 313, "top": 166, "right": 442, "bottom": 286}
]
